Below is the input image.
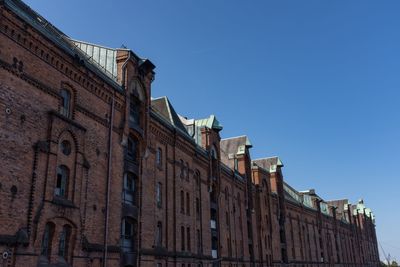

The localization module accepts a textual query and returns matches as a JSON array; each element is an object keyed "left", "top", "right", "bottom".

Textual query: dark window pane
[
  {"left": 60, "top": 140, "right": 71, "bottom": 155},
  {"left": 55, "top": 166, "right": 69, "bottom": 197},
  {"left": 60, "top": 89, "right": 71, "bottom": 118},
  {"left": 130, "top": 95, "right": 141, "bottom": 125}
]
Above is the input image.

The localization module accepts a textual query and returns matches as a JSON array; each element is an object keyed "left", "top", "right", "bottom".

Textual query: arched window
[
  {"left": 156, "top": 221, "right": 162, "bottom": 247},
  {"left": 60, "top": 140, "right": 71, "bottom": 156},
  {"left": 121, "top": 217, "right": 137, "bottom": 252},
  {"left": 55, "top": 165, "right": 69, "bottom": 197},
  {"left": 41, "top": 222, "right": 55, "bottom": 258},
  {"left": 123, "top": 173, "right": 137, "bottom": 205},
  {"left": 156, "top": 182, "right": 162, "bottom": 208},
  {"left": 60, "top": 89, "right": 71, "bottom": 118},
  {"left": 127, "top": 136, "right": 138, "bottom": 161},
  {"left": 58, "top": 225, "right": 72, "bottom": 260},
  {"left": 234, "top": 158, "right": 238, "bottom": 171}
]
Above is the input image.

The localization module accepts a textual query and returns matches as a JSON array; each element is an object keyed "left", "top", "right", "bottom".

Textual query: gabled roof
[
  {"left": 151, "top": 97, "right": 189, "bottom": 136},
  {"left": 220, "top": 136, "right": 252, "bottom": 156},
  {"left": 220, "top": 135, "right": 252, "bottom": 169},
  {"left": 252, "top": 156, "right": 283, "bottom": 173}
]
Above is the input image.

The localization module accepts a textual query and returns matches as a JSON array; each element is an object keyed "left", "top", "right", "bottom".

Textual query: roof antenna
[{"left": 121, "top": 44, "right": 127, "bottom": 49}]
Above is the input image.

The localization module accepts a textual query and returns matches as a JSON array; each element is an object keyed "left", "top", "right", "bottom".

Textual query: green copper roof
[{"left": 195, "top": 115, "right": 223, "bottom": 131}]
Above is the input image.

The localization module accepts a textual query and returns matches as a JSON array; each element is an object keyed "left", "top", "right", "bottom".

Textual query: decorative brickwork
[{"left": 0, "top": 1, "right": 380, "bottom": 267}]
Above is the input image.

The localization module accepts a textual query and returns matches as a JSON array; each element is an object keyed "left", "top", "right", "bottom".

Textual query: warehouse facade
[{"left": 0, "top": 0, "right": 380, "bottom": 267}]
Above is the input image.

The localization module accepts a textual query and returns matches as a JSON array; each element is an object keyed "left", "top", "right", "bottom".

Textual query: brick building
[{"left": 0, "top": 0, "right": 380, "bottom": 267}]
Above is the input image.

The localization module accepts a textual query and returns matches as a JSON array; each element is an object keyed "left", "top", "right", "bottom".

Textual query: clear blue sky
[{"left": 24, "top": 0, "right": 400, "bottom": 261}]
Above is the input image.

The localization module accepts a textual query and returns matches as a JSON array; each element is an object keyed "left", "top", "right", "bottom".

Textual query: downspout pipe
[
  {"left": 121, "top": 51, "right": 135, "bottom": 91},
  {"left": 103, "top": 92, "right": 115, "bottom": 267}
]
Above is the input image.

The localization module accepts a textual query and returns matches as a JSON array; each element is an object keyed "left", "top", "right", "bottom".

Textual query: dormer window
[{"left": 60, "top": 89, "right": 71, "bottom": 118}]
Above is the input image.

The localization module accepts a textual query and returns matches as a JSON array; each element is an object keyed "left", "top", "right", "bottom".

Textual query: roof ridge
[
  {"left": 252, "top": 156, "right": 279, "bottom": 161},
  {"left": 70, "top": 38, "right": 119, "bottom": 51},
  {"left": 221, "top": 135, "right": 248, "bottom": 140}
]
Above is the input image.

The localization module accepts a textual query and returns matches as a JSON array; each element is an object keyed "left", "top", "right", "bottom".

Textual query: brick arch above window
[{"left": 57, "top": 130, "right": 78, "bottom": 155}]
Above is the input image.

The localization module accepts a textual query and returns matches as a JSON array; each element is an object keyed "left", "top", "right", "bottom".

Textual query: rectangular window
[
  {"left": 123, "top": 173, "right": 136, "bottom": 205},
  {"left": 58, "top": 225, "right": 71, "bottom": 260},
  {"left": 181, "top": 226, "right": 185, "bottom": 251},
  {"left": 197, "top": 229, "right": 201, "bottom": 254},
  {"left": 60, "top": 89, "right": 71, "bottom": 118},
  {"left": 129, "top": 95, "right": 140, "bottom": 125},
  {"left": 121, "top": 218, "right": 135, "bottom": 252},
  {"left": 180, "top": 190, "right": 185, "bottom": 214},
  {"left": 187, "top": 227, "right": 191, "bottom": 252},
  {"left": 156, "top": 222, "right": 162, "bottom": 247},
  {"left": 227, "top": 238, "right": 231, "bottom": 257},
  {"left": 196, "top": 198, "right": 200, "bottom": 220},
  {"left": 55, "top": 166, "right": 69, "bottom": 198},
  {"left": 186, "top": 192, "right": 190, "bottom": 215},
  {"left": 156, "top": 182, "right": 162, "bottom": 208},
  {"left": 156, "top": 148, "right": 162, "bottom": 166},
  {"left": 127, "top": 137, "right": 138, "bottom": 161}
]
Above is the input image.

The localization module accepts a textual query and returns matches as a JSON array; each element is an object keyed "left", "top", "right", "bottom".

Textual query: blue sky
[{"left": 24, "top": 0, "right": 400, "bottom": 261}]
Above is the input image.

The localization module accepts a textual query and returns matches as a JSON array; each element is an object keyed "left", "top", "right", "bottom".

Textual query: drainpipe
[
  {"left": 121, "top": 52, "right": 134, "bottom": 91},
  {"left": 103, "top": 92, "right": 115, "bottom": 267}
]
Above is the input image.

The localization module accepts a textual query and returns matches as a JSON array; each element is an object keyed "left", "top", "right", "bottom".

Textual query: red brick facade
[{"left": 0, "top": 1, "right": 380, "bottom": 267}]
